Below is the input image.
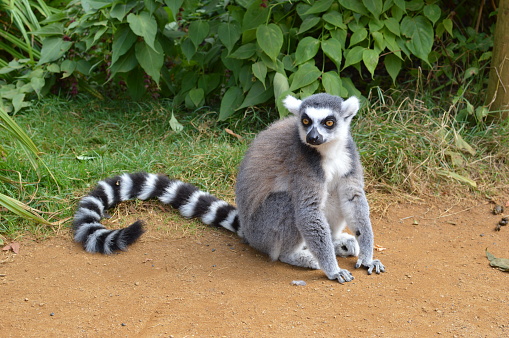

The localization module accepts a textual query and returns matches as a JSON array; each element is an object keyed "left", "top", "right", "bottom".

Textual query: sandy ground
[{"left": 1, "top": 200, "right": 509, "bottom": 337}]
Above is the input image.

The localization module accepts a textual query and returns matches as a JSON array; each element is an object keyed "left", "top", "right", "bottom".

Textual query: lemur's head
[{"left": 283, "top": 93, "right": 360, "bottom": 147}]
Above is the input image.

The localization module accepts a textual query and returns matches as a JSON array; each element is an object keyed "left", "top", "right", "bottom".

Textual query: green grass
[{"left": 1, "top": 93, "right": 508, "bottom": 241}]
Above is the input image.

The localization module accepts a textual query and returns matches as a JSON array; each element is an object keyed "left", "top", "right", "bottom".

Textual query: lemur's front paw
[
  {"left": 355, "top": 258, "right": 385, "bottom": 275},
  {"left": 333, "top": 269, "right": 354, "bottom": 283}
]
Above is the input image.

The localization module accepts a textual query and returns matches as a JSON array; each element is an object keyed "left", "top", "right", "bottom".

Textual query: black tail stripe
[
  {"left": 231, "top": 215, "right": 240, "bottom": 232},
  {"left": 74, "top": 214, "right": 99, "bottom": 226},
  {"left": 193, "top": 194, "right": 218, "bottom": 218},
  {"left": 171, "top": 184, "right": 199, "bottom": 209},
  {"left": 79, "top": 200, "right": 102, "bottom": 216},
  {"left": 89, "top": 188, "right": 111, "bottom": 209},
  {"left": 94, "top": 231, "right": 112, "bottom": 253},
  {"left": 213, "top": 204, "right": 236, "bottom": 228},
  {"left": 149, "top": 175, "right": 173, "bottom": 200},
  {"left": 129, "top": 172, "right": 148, "bottom": 198}
]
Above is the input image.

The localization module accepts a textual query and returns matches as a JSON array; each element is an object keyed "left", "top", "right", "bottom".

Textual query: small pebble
[
  {"left": 121, "top": 323, "right": 126, "bottom": 327},
  {"left": 50, "top": 313, "right": 55, "bottom": 316},
  {"left": 291, "top": 280, "right": 307, "bottom": 286}
]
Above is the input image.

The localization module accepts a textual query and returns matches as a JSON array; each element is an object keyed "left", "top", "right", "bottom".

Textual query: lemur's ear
[
  {"left": 342, "top": 96, "right": 360, "bottom": 118},
  {"left": 283, "top": 95, "right": 302, "bottom": 115}
]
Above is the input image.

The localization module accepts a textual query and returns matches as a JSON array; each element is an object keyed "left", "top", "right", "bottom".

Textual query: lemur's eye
[
  {"left": 302, "top": 118, "right": 310, "bottom": 126},
  {"left": 325, "top": 120, "right": 335, "bottom": 127}
]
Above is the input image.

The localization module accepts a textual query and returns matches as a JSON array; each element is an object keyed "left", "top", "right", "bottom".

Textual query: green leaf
[
  {"left": 218, "top": 22, "right": 241, "bottom": 53},
  {"left": 442, "top": 18, "right": 453, "bottom": 36},
  {"left": 322, "top": 71, "right": 343, "bottom": 97},
  {"left": 164, "top": 0, "right": 184, "bottom": 21},
  {"left": 437, "top": 170, "right": 477, "bottom": 188},
  {"left": 188, "top": 88, "right": 204, "bottom": 107},
  {"left": 486, "top": 250, "right": 509, "bottom": 272},
  {"left": 323, "top": 11, "right": 347, "bottom": 30},
  {"left": 238, "top": 81, "right": 273, "bottom": 109},
  {"left": 363, "top": 0, "right": 383, "bottom": 19},
  {"left": 256, "top": 24, "right": 283, "bottom": 61},
  {"left": 295, "top": 37, "right": 320, "bottom": 66},
  {"left": 372, "top": 31, "right": 385, "bottom": 52},
  {"left": 60, "top": 60, "right": 76, "bottom": 78},
  {"left": 127, "top": 12, "right": 158, "bottom": 51},
  {"left": 298, "top": 16, "right": 321, "bottom": 34},
  {"left": 304, "top": 0, "right": 333, "bottom": 14},
  {"left": 273, "top": 72, "right": 289, "bottom": 102},
  {"left": 110, "top": 48, "right": 137, "bottom": 74},
  {"left": 169, "top": 112, "right": 184, "bottom": 132},
  {"left": 423, "top": 4, "right": 441, "bottom": 25},
  {"left": 30, "top": 76, "right": 45, "bottom": 97},
  {"left": 189, "top": 20, "right": 210, "bottom": 48},
  {"left": 242, "top": 0, "right": 270, "bottom": 32},
  {"left": 343, "top": 46, "right": 364, "bottom": 69},
  {"left": 219, "top": 86, "right": 243, "bottom": 120},
  {"left": 384, "top": 54, "right": 402, "bottom": 84},
  {"left": 110, "top": 1, "right": 138, "bottom": 21},
  {"left": 38, "top": 37, "right": 72, "bottom": 65},
  {"left": 12, "top": 93, "right": 28, "bottom": 114},
  {"left": 135, "top": 40, "right": 163, "bottom": 83},
  {"left": 289, "top": 63, "right": 321, "bottom": 91},
  {"left": 252, "top": 61, "right": 267, "bottom": 88},
  {"left": 384, "top": 18, "right": 400, "bottom": 36},
  {"left": 401, "top": 15, "right": 433, "bottom": 64},
  {"left": 338, "top": 0, "right": 369, "bottom": 16},
  {"left": 393, "top": 0, "right": 406, "bottom": 12},
  {"left": 349, "top": 27, "right": 368, "bottom": 47},
  {"left": 229, "top": 43, "right": 256, "bottom": 59},
  {"left": 363, "top": 49, "right": 379, "bottom": 77},
  {"left": 181, "top": 38, "right": 196, "bottom": 61},
  {"left": 32, "top": 23, "right": 64, "bottom": 36},
  {"left": 112, "top": 25, "right": 137, "bottom": 65},
  {"left": 321, "top": 38, "right": 343, "bottom": 69},
  {"left": 454, "top": 133, "right": 476, "bottom": 156}
]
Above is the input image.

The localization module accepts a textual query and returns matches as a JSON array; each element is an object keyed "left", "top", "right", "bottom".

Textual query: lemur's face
[{"left": 283, "top": 94, "right": 359, "bottom": 147}]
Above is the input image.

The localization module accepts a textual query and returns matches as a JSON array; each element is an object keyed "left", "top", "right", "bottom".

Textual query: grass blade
[{"left": 0, "top": 193, "right": 51, "bottom": 225}]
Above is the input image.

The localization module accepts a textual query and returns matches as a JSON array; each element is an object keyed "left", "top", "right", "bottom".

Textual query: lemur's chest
[{"left": 321, "top": 143, "right": 352, "bottom": 184}]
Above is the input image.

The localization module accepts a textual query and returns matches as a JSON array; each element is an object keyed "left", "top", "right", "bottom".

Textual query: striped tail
[{"left": 73, "top": 172, "right": 240, "bottom": 254}]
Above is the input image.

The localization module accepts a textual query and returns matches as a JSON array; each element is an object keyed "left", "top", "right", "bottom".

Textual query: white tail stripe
[
  {"left": 99, "top": 181, "right": 115, "bottom": 207},
  {"left": 74, "top": 207, "right": 101, "bottom": 222},
  {"left": 220, "top": 209, "right": 238, "bottom": 232},
  {"left": 120, "top": 174, "right": 133, "bottom": 201},
  {"left": 79, "top": 196, "right": 105, "bottom": 215},
  {"left": 85, "top": 229, "right": 110, "bottom": 253},
  {"left": 74, "top": 222, "right": 104, "bottom": 243},
  {"left": 138, "top": 173, "right": 158, "bottom": 200},
  {"left": 201, "top": 200, "right": 228, "bottom": 225},
  {"left": 103, "top": 230, "right": 121, "bottom": 254},
  {"left": 158, "top": 180, "right": 184, "bottom": 204},
  {"left": 180, "top": 190, "right": 209, "bottom": 217}
]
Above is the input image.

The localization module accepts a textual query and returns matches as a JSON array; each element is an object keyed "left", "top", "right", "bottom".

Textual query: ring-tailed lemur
[{"left": 73, "top": 93, "right": 385, "bottom": 283}]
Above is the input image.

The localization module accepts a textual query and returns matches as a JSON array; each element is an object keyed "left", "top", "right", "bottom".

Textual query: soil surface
[{"left": 1, "top": 199, "right": 509, "bottom": 337}]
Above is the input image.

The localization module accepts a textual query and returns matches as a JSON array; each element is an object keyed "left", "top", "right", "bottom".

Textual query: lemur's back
[{"left": 235, "top": 116, "right": 323, "bottom": 219}]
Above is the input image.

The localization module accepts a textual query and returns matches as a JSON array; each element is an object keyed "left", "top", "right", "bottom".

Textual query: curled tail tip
[
  {"left": 123, "top": 220, "right": 145, "bottom": 246},
  {"left": 76, "top": 220, "right": 145, "bottom": 254}
]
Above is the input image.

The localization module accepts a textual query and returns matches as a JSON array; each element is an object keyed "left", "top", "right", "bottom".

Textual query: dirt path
[{"left": 1, "top": 200, "right": 509, "bottom": 337}]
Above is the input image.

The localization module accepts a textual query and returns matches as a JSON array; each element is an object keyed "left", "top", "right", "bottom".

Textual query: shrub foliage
[{"left": 0, "top": 0, "right": 496, "bottom": 119}]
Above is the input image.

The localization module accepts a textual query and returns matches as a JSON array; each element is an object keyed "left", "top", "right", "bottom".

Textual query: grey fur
[{"left": 235, "top": 93, "right": 385, "bottom": 282}]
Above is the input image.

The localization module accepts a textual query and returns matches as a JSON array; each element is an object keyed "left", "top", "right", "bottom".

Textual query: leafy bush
[{"left": 0, "top": 0, "right": 496, "bottom": 120}]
